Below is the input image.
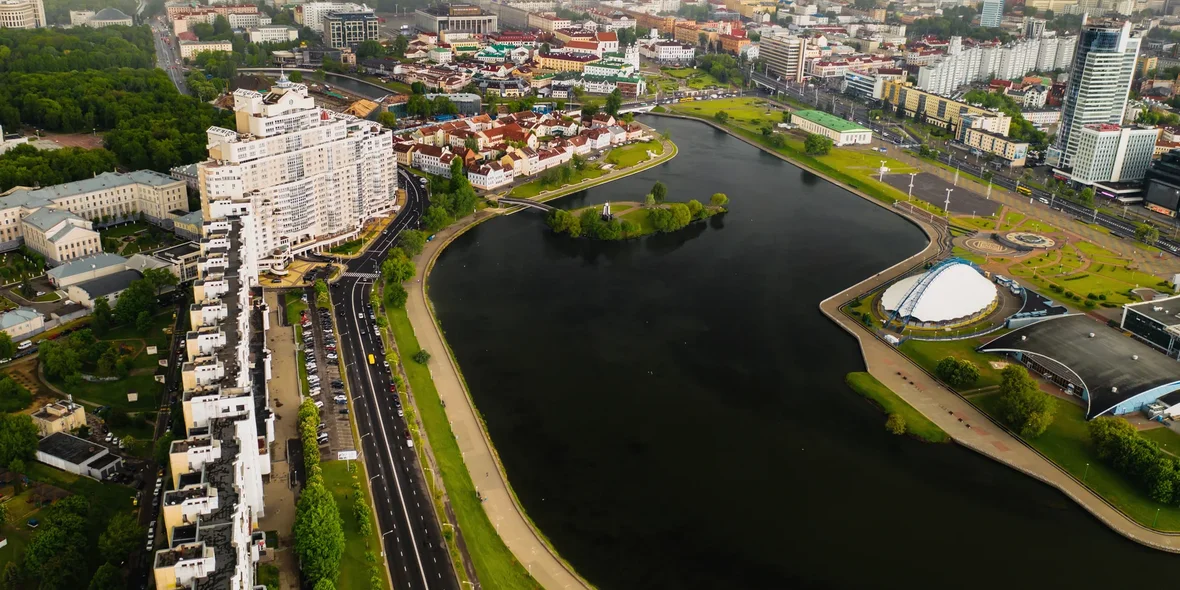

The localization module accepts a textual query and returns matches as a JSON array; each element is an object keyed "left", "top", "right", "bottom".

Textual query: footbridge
[{"left": 499, "top": 198, "right": 556, "bottom": 212}]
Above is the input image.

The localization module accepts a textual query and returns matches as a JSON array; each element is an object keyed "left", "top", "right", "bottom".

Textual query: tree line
[
  {"left": 1090, "top": 416, "right": 1180, "bottom": 505},
  {"left": 0, "top": 144, "right": 118, "bottom": 193},
  {"left": 421, "top": 159, "right": 480, "bottom": 233},
  {"left": 547, "top": 181, "right": 728, "bottom": 240},
  {"left": 0, "top": 68, "right": 233, "bottom": 173},
  {"left": 295, "top": 399, "right": 348, "bottom": 590},
  {"left": 0, "top": 26, "right": 154, "bottom": 73},
  {"left": 380, "top": 229, "right": 424, "bottom": 310},
  {"left": 961, "top": 89, "right": 1048, "bottom": 151}
]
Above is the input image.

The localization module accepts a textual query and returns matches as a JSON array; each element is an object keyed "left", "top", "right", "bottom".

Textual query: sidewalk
[
  {"left": 405, "top": 219, "right": 592, "bottom": 590},
  {"left": 819, "top": 211, "right": 1180, "bottom": 554}
]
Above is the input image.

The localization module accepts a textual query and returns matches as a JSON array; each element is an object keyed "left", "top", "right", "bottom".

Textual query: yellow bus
[
  {"left": 368, "top": 353, "right": 375, "bottom": 365},
  {"left": 1016, "top": 186, "right": 1032, "bottom": 196}
]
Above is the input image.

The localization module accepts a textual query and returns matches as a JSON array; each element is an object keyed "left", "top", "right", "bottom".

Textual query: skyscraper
[
  {"left": 980, "top": 0, "right": 1004, "bottom": 28},
  {"left": 198, "top": 74, "right": 398, "bottom": 272},
  {"left": 760, "top": 34, "right": 809, "bottom": 83},
  {"left": 1048, "top": 18, "right": 1139, "bottom": 169}
]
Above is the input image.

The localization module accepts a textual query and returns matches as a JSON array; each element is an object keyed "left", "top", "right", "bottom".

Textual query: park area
[
  {"left": 100, "top": 222, "right": 184, "bottom": 256},
  {"left": 659, "top": 67, "right": 736, "bottom": 91}
]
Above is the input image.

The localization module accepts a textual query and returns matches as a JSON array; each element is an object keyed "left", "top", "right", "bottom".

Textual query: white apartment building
[
  {"left": 916, "top": 36, "right": 1076, "bottom": 95},
  {"left": 466, "top": 161, "right": 514, "bottom": 190},
  {"left": 980, "top": 0, "right": 1003, "bottom": 27},
  {"left": 0, "top": 0, "right": 45, "bottom": 28},
  {"left": 842, "top": 67, "right": 906, "bottom": 100},
  {"left": 227, "top": 11, "right": 271, "bottom": 28},
  {"left": 199, "top": 75, "right": 397, "bottom": 272},
  {"left": 0, "top": 170, "right": 187, "bottom": 265},
  {"left": 297, "top": 1, "right": 364, "bottom": 32},
  {"left": 247, "top": 25, "right": 299, "bottom": 43},
  {"left": 1051, "top": 19, "right": 1139, "bottom": 168},
  {"left": 1068, "top": 124, "right": 1159, "bottom": 185},
  {"left": 412, "top": 145, "right": 456, "bottom": 177},
  {"left": 153, "top": 210, "right": 274, "bottom": 590}
]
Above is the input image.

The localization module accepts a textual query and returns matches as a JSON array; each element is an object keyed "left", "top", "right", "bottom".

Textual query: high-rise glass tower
[
  {"left": 980, "top": 0, "right": 1004, "bottom": 28},
  {"left": 1048, "top": 17, "right": 1139, "bottom": 169}
]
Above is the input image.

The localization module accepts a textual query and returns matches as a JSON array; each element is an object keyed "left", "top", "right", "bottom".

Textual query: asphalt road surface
[
  {"left": 330, "top": 170, "right": 460, "bottom": 590},
  {"left": 150, "top": 17, "right": 188, "bottom": 95}
]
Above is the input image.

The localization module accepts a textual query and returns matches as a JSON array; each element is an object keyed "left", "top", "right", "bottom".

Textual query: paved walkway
[
  {"left": 818, "top": 205, "right": 1180, "bottom": 554},
  {"left": 405, "top": 216, "right": 592, "bottom": 590}
]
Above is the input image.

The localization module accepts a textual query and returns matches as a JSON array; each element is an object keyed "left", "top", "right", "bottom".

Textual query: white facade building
[
  {"left": 1050, "top": 19, "right": 1139, "bottom": 168},
  {"left": 916, "top": 36, "right": 1076, "bottom": 95},
  {"left": 247, "top": 25, "right": 299, "bottom": 44},
  {"left": 297, "top": 1, "right": 364, "bottom": 32},
  {"left": 980, "top": 0, "right": 1003, "bottom": 27},
  {"left": 198, "top": 75, "right": 398, "bottom": 271},
  {"left": 0, "top": 0, "right": 45, "bottom": 28},
  {"left": 1068, "top": 124, "right": 1159, "bottom": 185}
]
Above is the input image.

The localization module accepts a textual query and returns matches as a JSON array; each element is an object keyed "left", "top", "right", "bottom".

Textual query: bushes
[
  {"left": 295, "top": 399, "right": 346, "bottom": 587},
  {"left": 934, "top": 356, "right": 980, "bottom": 389},
  {"left": 1090, "top": 416, "right": 1180, "bottom": 505}
]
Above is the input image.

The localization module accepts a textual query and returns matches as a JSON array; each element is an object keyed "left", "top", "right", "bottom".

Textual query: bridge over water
[{"left": 499, "top": 198, "right": 556, "bottom": 212}]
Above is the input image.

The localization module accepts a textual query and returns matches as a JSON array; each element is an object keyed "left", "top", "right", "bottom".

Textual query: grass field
[
  {"left": 320, "top": 461, "right": 391, "bottom": 590},
  {"left": 605, "top": 140, "right": 663, "bottom": 168},
  {"left": 661, "top": 67, "right": 734, "bottom": 90},
  {"left": 1022, "top": 219, "right": 1058, "bottom": 233},
  {"left": 897, "top": 338, "right": 1006, "bottom": 389},
  {"left": 845, "top": 372, "right": 949, "bottom": 442},
  {"left": 972, "top": 393, "right": 1180, "bottom": 531},
  {"left": 951, "top": 245, "right": 986, "bottom": 265},
  {"left": 330, "top": 239, "right": 365, "bottom": 255},
  {"left": 385, "top": 306, "right": 540, "bottom": 589},
  {"left": 951, "top": 215, "right": 996, "bottom": 231},
  {"left": 1141, "top": 427, "right": 1180, "bottom": 456},
  {"left": 620, "top": 208, "right": 655, "bottom": 234},
  {"left": 509, "top": 166, "right": 607, "bottom": 199},
  {"left": 998, "top": 211, "right": 1025, "bottom": 231},
  {"left": 286, "top": 291, "right": 308, "bottom": 325}
]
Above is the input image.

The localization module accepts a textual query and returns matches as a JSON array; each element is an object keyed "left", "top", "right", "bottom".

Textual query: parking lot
[{"left": 296, "top": 287, "right": 355, "bottom": 459}]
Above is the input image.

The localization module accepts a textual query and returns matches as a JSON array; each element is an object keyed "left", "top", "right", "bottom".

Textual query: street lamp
[
  {"left": 944, "top": 188, "right": 953, "bottom": 218},
  {"left": 370, "top": 473, "right": 381, "bottom": 483},
  {"left": 907, "top": 172, "right": 916, "bottom": 201}
]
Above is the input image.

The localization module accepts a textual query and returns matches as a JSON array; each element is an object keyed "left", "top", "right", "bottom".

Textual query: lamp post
[
  {"left": 380, "top": 530, "right": 394, "bottom": 557},
  {"left": 907, "top": 172, "right": 916, "bottom": 201},
  {"left": 944, "top": 188, "right": 953, "bottom": 218}
]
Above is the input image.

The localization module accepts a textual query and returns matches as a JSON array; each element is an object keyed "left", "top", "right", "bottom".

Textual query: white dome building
[{"left": 882, "top": 261, "right": 998, "bottom": 325}]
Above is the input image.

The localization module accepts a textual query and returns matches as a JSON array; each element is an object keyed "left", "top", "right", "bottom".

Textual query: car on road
[
  {"left": 314, "top": 400, "right": 324, "bottom": 408},
  {"left": 404, "top": 430, "right": 413, "bottom": 448}
]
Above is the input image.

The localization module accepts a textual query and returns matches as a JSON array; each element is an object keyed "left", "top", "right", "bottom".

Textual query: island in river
[{"left": 545, "top": 194, "right": 728, "bottom": 240}]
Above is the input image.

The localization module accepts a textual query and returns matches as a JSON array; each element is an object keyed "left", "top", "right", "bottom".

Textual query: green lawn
[
  {"left": 1141, "top": 427, "right": 1180, "bottom": 456},
  {"left": 620, "top": 208, "right": 656, "bottom": 234},
  {"left": 330, "top": 239, "right": 364, "bottom": 255},
  {"left": 509, "top": 166, "right": 607, "bottom": 199},
  {"left": 286, "top": 291, "right": 308, "bottom": 325},
  {"left": 604, "top": 140, "right": 663, "bottom": 168},
  {"left": 951, "top": 246, "right": 986, "bottom": 265},
  {"left": 99, "top": 222, "right": 150, "bottom": 239},
  {"left": 972, "top": 393, "right": 1180, "bottom": 531},
  {"left": 385, "top": 306, "right": 540, "bottom": 589},
  {"left": 32, "top": 292, "right": 60, "bottom": 302},
  {"left": 845, "top": 372, "right": 949, "bottom": 442},
  {"left": 998, "top": 211, "right": 1025, "bottom": 231},
  {"left": 951, "top": 216, "right": 996, "bottom": 231},
  {"left": 320, "top": 461, "right": 391, "bottom": 590},
  {"left": 105, "top": 311, "right": 175, "bottom": 350},
  {"left": 1023, "top": 219, "right": 1058, "bottom": 233},
  {"left": 897, "top": 338, "right": 1007, "bottom": 389},
  {"left": 1075, "top": 240, "right": 1130, "bottom": 262},
  {"left": 54, "top": 372, "right": 160, "bottom": 410}
]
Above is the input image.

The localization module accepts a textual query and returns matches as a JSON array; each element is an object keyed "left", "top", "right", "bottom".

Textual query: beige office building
[
  {"left": 0, "top": 0, "right": 45, "bottom": 29},
  {"left": 31, "top": 401, "right": 85, "bottom": 438}
]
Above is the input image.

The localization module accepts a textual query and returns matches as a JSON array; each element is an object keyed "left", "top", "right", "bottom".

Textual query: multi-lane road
[
  {"left": 149, "top": 17, "right": 188, "bottom": 95},
  {"left": 331, "top": 170, "right": 461, "bottom": 590}
]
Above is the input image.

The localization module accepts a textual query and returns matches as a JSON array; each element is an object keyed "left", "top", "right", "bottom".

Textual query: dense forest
[
  {"left": 0, "top": 144, "right": 118, "bottom": 193},
  {"left": 0, "top": 68, "right": 232, "bottom": 171},
  {"left": 0, "top": 26, "right": 155, "bottom": 73}
]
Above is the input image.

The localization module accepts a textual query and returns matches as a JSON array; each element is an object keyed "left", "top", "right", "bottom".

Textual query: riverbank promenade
[
  {"left": 406, "top": 219, "right": 592, "bottom": 590},
  {"left": 818, "top": 199, "right": 1180, "bottom": 554}
]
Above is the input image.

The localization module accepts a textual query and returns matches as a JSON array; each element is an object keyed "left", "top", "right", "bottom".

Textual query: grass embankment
[
  {"left": 668, "top": 98, "right": 934, "bottom": 213},
  {"left": 897, "top": 338, "right": 1007, "bottom": 389},
  {"left": 972, "top": 393, "right": 1180, "bottom": 531},
  {"left": 385, "top": 305, "right": 540, "bottom": 589},
  {"left": 509, "top": 167, "right": 606, "bottom": 199},
  {"left": 660, "top": 67, "right": 735, "bottom": 90},
  {"left": 509, "top": 139, "right": 666, "bottom": 199},
  {"left": 845, "top": 372, "right": 949, "bottom": 443},
  {"left": 320, "top": 461, "right": 392, "bottom": 590},
  {"left": 605, "top": 139, "right": 663, "bottom": 168}
]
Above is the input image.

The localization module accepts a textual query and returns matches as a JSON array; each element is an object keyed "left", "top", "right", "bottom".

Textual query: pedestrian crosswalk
[{"left": 342, "top": 272, "right": 379, "bottom": 279}]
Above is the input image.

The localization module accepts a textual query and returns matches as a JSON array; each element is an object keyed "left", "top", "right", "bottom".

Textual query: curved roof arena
[{"left": 881, "top": 262, "right": 997, "bottom": 323}]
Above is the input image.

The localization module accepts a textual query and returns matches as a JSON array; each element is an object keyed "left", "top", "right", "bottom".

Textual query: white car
[
  {"left": 314, "top": 400, "right": 324, "bottom": 408},
  {"left": 333, "top": 395, "right": 347, "bottom": 403}
]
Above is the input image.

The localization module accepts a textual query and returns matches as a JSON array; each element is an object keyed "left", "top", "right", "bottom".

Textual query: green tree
[
  {"left": 422, "top": 205, "right": 451, "bottom": 232},
  {"left": 88, "top": 563, "right": 123, "bottom": 590},
  {"left": 651, "top": 181, "right": 668, "bottom": 203},
  {"left": 357, "top": 39, "right": 385, "bottom": 59},
  {"left": 710, "top": 192, "right": 729, "bottom": 207},
  {"left": 686, "top": 199, "right": 705, "bottom": 219},
  {"left": 668, "top": 203, "right": 692, "bottom": 227},
  {"left": 996, "top": 365, "right": 1055, "bottom": 438},
  {"left": 294, "top": 478, "right": 345, "bottom": 587},
  {"left": 885, "top": 413, "right": 906, "bottom": 435},
  {"left": 313, "top": 579, "right": 337, "bottom": 590},
  {"left": 413, "top": 349, "right": 431, "bottom": 364},
  {"left": 98, "top": 512, "right": 142, "bottom": 563},
  {"left": 392, "top": 34, "right": 409, "bottom": 57},
  {"left": 381, "top": 250, "right": 415, "bottom": 284},
  {"left": 714, "top": 111, "right": 729, "bottom": 124},
  {"left": 804, "top": 133, "right": 833, "bottom": 155},
  {"left": 114, "top": 279, "right": 158, "bottom": 325},
  {"left": 155, "top": 431, "right": 174, "bottom": 465},
  {"left": 376, "top": 111, "right": 397, "bottom": 129},
  {"left": 92, "top": 296, "right": 112, "bottom": 336},
  {"left": 136, "top": 309, "right": 153, "bottom": 332},
  {"left": 0, "top": 414, "right": 38, "bottom": 467},
  {"left": 384, "top": 283, "right": 408, "bottom": 309},
  {"left": 1136, "top": 223, "right": 1160, "bottom": 244},
  {"left": 604, "top": 88, "right": 623, "bottom": 116},
  {"left": 288, "top": 71, "right": 303, "bottom": 83},
  {"left": 644, "top": 193, "right": 656, "bottom": 207},
  {"left": 545, "top": 209, "right": 581, "bottom": 236},
  {"left": 397, "top": 229, "right": 427, "bottom": 257},
  {"left": 1, "top": 561, "right": 21, "bottom": 590},
  {"left": 1078, "top": 187, "right": 1095, "bottom": 207},
  {"left": 934, "top": 357, "right": 980, "bottom": 389}
]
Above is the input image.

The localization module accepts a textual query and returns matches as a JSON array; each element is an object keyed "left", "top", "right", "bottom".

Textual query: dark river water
[{"left": 429, "top": 117, "right": 1177, "bottom": 589}]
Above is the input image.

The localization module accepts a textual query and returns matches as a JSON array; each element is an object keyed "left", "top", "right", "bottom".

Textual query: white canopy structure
[{"left": 882, "top": 262, "right": 998, "bottom": 324}]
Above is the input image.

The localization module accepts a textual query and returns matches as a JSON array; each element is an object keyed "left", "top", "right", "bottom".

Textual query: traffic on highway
[{"left": 330, "top": 169, "right": 459, "bottom": 590}]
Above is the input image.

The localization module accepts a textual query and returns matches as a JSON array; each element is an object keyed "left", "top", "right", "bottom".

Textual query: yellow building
[
  {"left": 538, "top": 52, "right": 600, "bottom": 72},
  {"left": 1138, "top": 55, "right": 1158, "bottom": 78},
  {"left": 960, "top": 126, "right": 1029, "bottom": 167},
  {"left": 882, "top": 80, "right": 1011, "bottom": 135},
  {"left": 31, "top": 401, "right": 86, "bottom": 438}
]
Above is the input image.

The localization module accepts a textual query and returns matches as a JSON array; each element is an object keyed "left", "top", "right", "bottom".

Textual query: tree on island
[
  {"left": 995, "top": 365, "right": 1055, "bottom": 438},
  {"left": 710, "top": 193, "right": 729, "bottom": 207},
  {"left": 651, "top": 181, "right": 668, "bottom": 203},
  {"left": 935, "top": 357, "right": 980, "bottom": 389},
  {"left": 804, "top": 133, "right": 833, "bottom": 156},
  {"left": 687, "top": 199, "right": 704, "bottom": 219},
  {"left": 885, "top": 413, "right": 906, "bottom": 435},
  {"left": 545, "top": 209, "right": 582, "bottom": 237},
  {"left": 644, "top": 193, "right": 657, "bottom": 207}
]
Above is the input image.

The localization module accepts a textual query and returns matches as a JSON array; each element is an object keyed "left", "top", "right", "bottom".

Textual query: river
[{"left": 428, "top": 117, "right": 1177, "bottom": 589}]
